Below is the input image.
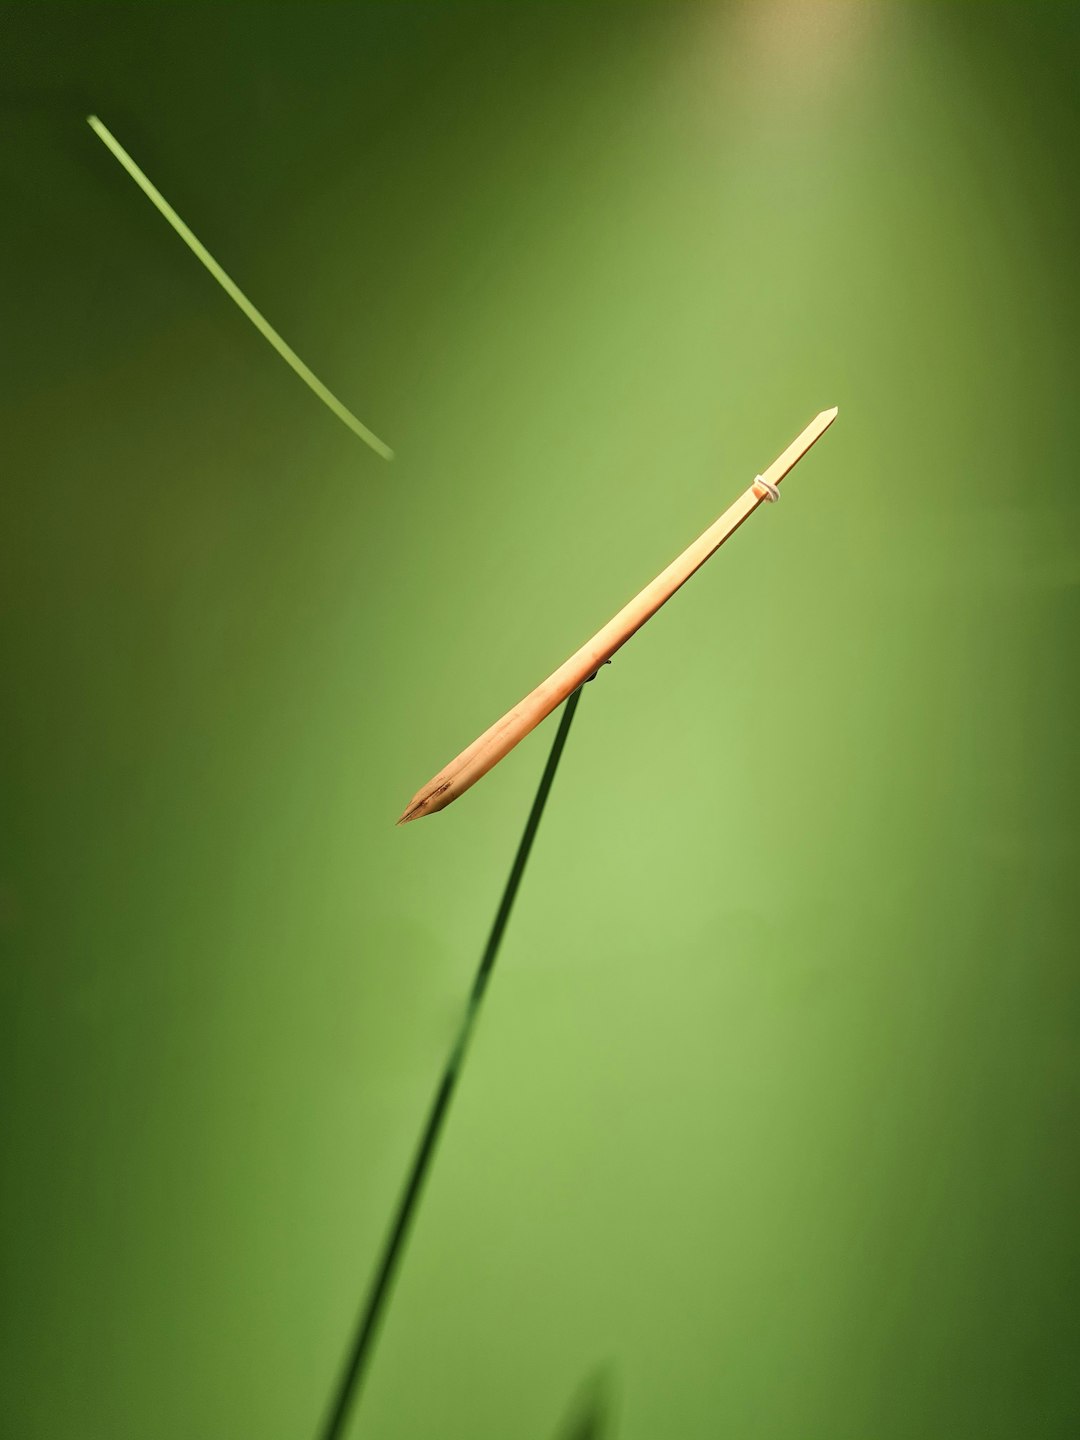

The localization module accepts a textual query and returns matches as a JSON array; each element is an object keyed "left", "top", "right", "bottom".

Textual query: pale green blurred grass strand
[{"left": 86, "top": 114, "right": 393, "bottom": 459}]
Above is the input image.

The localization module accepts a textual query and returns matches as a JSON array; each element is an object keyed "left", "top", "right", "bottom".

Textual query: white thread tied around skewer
[{"left": 752, "top": 474, "right": 780, "bottom": 503}]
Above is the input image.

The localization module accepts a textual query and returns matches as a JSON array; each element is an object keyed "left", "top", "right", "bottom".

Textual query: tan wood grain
[{"left": 398, "top": 407, "right": 838, "bottom": 823}]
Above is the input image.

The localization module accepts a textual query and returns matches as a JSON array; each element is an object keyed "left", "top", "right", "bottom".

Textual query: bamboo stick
[{"left": 398, "top": 408, "right": 838, "bottom": 823}]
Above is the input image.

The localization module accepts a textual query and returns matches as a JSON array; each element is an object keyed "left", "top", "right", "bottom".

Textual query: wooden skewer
[{"left": 398, "top": 407, "right": 838, "bottom": 824}]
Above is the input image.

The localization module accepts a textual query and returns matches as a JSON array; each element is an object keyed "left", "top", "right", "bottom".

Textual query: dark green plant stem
[{"left": 318, "top": 686, "right": 584, "bottom": 1440}]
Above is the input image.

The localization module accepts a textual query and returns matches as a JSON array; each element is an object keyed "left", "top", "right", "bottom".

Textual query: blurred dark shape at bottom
[{"left": 554, "top": 1366, "right": 618, "bottom": 1440}]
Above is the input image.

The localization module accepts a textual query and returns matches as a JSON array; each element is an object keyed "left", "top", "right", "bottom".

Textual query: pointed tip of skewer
[
  {"left": 397, "top": 776, "right": 454, "bottom": 825},
  {"left": 820, "top": 405, "right": 839, "bottom": 425},
  {"left": 396, "top": 793, "right": 431, "bottom": 825}
]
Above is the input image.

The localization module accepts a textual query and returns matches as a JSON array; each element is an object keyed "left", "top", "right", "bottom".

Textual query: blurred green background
[{"left": 2, "top": 3, "right": 1079, "bottom": 1436}]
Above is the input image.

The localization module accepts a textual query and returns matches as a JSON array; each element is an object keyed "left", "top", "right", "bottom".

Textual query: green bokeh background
[{"left": 3, "top": 3, "right": 1079, "bottom": 1436}]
